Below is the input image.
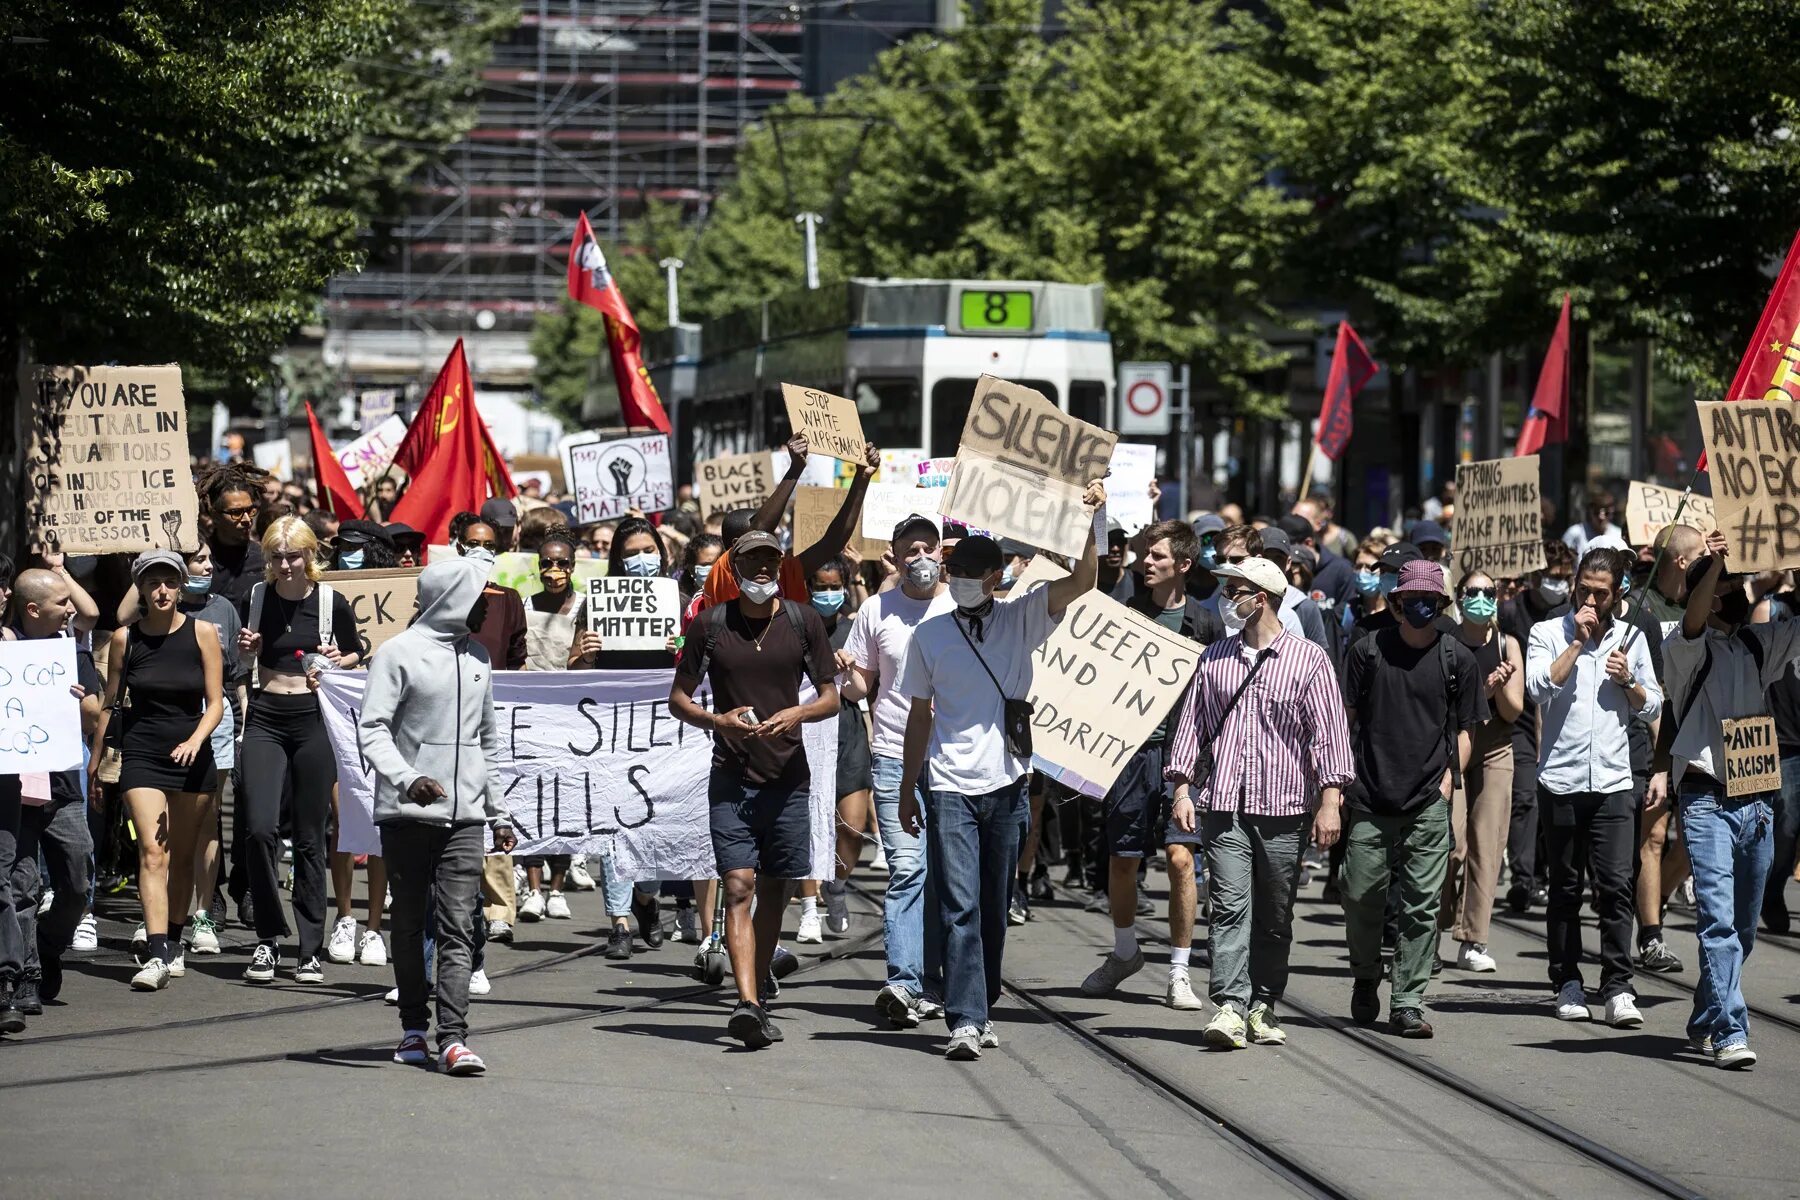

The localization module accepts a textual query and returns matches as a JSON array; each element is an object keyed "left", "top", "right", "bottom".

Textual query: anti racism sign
[
  {"left": 1623, "top": 481, "right": 1716, "bottom": 547},
  {"left": 1699, "top": 400, "right": 1800, "bottom": 572},
  {"left": 565, "top": 433, "right": 674, "bottom": 524},
  {"left": 26, "top": 364, "right": 201, "bottom": 554},
  {"left": 781, "top": 383, "right": 867, "bottom": 464},
  {"left": 941, "top": 376, "right": 1116, "bottom": 558},
  {"left": 1452, "top": 455, "right": 1545, "bottom": 580},
  {"left": 695, "top": 451, "right": 773, "bottom": 518},
  {"left": 319, "top": 566, "right": 423, "bottom": 659}
]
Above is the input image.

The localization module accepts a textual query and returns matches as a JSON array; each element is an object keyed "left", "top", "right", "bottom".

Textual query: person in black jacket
[{"left": 1076, "top": 520, "right": 1223, "bottom": 1011}]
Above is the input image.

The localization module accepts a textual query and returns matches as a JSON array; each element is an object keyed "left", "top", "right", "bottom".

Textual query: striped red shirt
[{"left": 1164, "top": 630, "right": 1354, "bottom": 817}]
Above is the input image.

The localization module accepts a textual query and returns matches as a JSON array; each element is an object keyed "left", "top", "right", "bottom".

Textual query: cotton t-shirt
[
  {"left": 673, "top": 598, "right": 836, "bottom": 785},
  {"left": 1148, "top": 605, "right": 1187, "bottom": 742},
  {"left": 1341, "top": 626, "right": 1487, "bottom": 815},
  {"left": 897, "top": 587, "right": 1056, "bottom": 795},
  {"left": 844, "top": 587, "right": 957, "bottom": 758},
  {"left": 239, "top": 585, "right": 360, "bottom": 672}
]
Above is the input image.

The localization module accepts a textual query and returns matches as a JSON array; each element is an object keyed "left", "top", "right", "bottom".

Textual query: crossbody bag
[{"left": 954, "top": 613, "right": 1036, "bottom": 758}]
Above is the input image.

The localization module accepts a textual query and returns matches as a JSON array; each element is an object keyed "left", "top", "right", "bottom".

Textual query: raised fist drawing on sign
[{"left": 608, "top": 455, "right": 635, "bottom": 496}]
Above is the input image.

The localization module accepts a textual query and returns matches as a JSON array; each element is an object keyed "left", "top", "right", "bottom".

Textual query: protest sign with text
[
  {"left": 319, "top": 566, "right": 423, "bottom": 658},
  {"left": 696, "top": 451, "right": 773, "bottom": 518},
  {"left": 916, "top": 457, "right": 956, "bottom": 490},
  {"left": 566, "top": 433, "right": 674, "bottom": 524},
  {"left": 1108, "top": 442, "right": 1158, "bottom": 535},
  {"left": 336, "top": 415, "right": 409, "bottom": 490},
  {"left": 586, "top": 577, "right": 680, "bottom": 651},
  {"left": 252, "top": 439, "right": 293, "bottom": 481},
  {"left": 880, "top": 447, "right": 929, "bottom": 483},
  {"left": 1027, "top": 591, "right": 1201, "bottom": 798},
  {"left": 0, "top": 639, "right": 83, "bottom": 775},
  {"left": 1623, "top": 481, "right": 1716, "bottom": 547},
  {"left": 318, "top": 670, "right": 836, "bottom": 877},
  {"left": 941, "top": 376, "right": 1116, "bottom": 558},
  {"left": 1452, "top": 455, "right": 1545, "bottom": 580},
  {"left": 781, "top": 383, "right": 867, "bottom": 464},
  {"left": 1699, "top": 400, "right": 1800, "bottom": 571},
  {"left": 25, "top": 364, "right": 201, "bottom": 554},
  {"left": 859, "top": 483, "right": 945, "bottom": 543},
  {"left": 1723, "top": 716, "right": 1781, "bottom": 798}
]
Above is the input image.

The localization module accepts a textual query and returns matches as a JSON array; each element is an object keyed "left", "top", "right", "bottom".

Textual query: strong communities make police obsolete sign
[{"left": 1453, "top": 456, "right": 1545, "bottom": 581}]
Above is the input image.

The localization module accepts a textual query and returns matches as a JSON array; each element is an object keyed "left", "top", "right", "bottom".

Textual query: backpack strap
[
  {"left": 248, "top": 582, "right": 266, "bottom": 690},
  {"left": 781, "top": 598, "right": 815, "bottom": 686},
  {"left": 692, "top": 601, "right": 732, "bottom": 688},
  {"left": 1440, "top": 634, "right": 1463, "bottom": 791},
  {"left": 316, "top": 582, "right": 335, "bottom": 651}
]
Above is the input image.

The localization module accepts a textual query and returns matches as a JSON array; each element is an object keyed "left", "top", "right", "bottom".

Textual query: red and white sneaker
[
  {"left": 393, "top": 1030, "right": 431, "bottom": 1066},
  {"left": 441, "top": 1041, "right": 486, "bottom": 1076}
]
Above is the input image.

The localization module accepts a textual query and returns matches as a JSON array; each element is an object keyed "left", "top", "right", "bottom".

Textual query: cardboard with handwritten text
[
  {"left": 319, "top": 566, "right": 423, "bottom": 659},
  {"left": 1699, "top": 400, "right": 1800, "bottom": 571},
  {"left": 1623, "top": 481, "right": 1716, "bottom": 547},
  {"left": 781, "top": 383, "right": 867, "bottom": 464},
  {"left": 1452, "top": 455, "right": 1544, "bottom": 581},
  {"left": 696, "top": 451, "right": 774, "bottom": 518}
]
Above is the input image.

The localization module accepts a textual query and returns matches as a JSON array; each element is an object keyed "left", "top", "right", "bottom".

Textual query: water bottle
[{"left": 297, "top": 648, "right": 333, "bottom": 675}]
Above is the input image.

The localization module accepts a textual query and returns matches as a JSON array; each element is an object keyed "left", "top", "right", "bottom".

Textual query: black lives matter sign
[
  {"left": 26, "top": 364, "right": 201, "bottom": 553},
  {"left": 1453, "top": 455, "right": 1545, "bottom": 581},
  {"left": 586, "top": 576, "right": 680, "bottom": 652},
  {"left": 1699, "top": 400, "right": 1800, "bottom": 572}
]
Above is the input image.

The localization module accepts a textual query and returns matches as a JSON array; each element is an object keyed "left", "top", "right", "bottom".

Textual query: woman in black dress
[{"left": 89, "top": 550, "right": 225, "bottom": 991}]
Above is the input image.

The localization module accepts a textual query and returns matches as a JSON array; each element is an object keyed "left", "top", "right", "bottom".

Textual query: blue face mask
[
  {"left": 692, "top": 563, "right": 713, "bottom": 586},
  {"left": 622, "top": 551, "right": 661, "bottom": 578},
  {"left": 182, "top": 574, "right": 212, "bottom": 598},
  {"left": 1200, "top": 545, "right": 1218, "bottom": 569},
  {"left": 1001, "top": 565, "right": 1017, "bottom": 589},
  {"left": 1377, "top": 573, "right": 1399, "bottom": 596},
  {"left": 338, "top": 549, "right": 365, "bottom": 571},
  {"left": 810, "top": 588, "right": 847, "bottom": 616},
  {"left": 1356, "top": 569, "right": 1381, "bottom": 596},
  {"left": 1401, "top": 598, "right": 1442, "bottom": 629}
]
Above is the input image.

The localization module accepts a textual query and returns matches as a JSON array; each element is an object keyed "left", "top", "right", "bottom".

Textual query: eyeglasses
[
  {"left": 220, "top": 505, "right": 257, "bottom": 519},
  {"left": 1460, "top": 586, "right": 1497, "bottom": 599},
  {"left": 1221, "top": 586, "right": 1258, "bottom": 601}
]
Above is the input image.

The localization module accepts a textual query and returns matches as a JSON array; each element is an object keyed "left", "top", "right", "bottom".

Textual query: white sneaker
[
  {"left": 513, "top": 864, "right": 529, "bottom": 895},
  {"left": 70, "top": 913, "right": 98, "bottom": 953},
  {"left": 166, "top": 952, "right": 186, "bottom": 978},
  {"left": 384, "top": 985, "right": 400, "bottom": 1005},
  {"left": 1716, "top": 1041, "right": 1758, "bottom": 1070},
  {"left": 1555, "top": 981, "right": 1590, "bottom": 1021},
  {"left": 1247, "top": 1002, "right": 1288, "bottom": 1045},
  {"left": 187, "top": 913, "right": 221, "bottom": 955},
  {"left": 545, "top": 891, "right": 571, "bottom": 920},
  {"left": 358, "top": 930, "right": 387, "bottom": 966},
  {"left": 978, "top": 1021, "right": 1000, "bottom": 1048},
  {"left": 1457, "top": 942, "right": 1497, "bottom": 973},
  {"left": 1203, "top": 1005, "right": 1247, "bottom": 1050},
  {"left": 326, "top": 915, "right": 358, "bottom": 964},
  {"left": 1605, "top": 994, "right": 1643, "bottom": 1029},
  {"left": 1166, "top": 970, "right": 1204, "bottom": 1011},
  {"left": 676, "top": 905, "right": 700, "bottom": 944},
  {"left": 871, "top": 843, "right": 888, "bottom": 872},
  {"left": 946, "top": 1025, "right": 982, "bottom": 1060},
  {"left": 37, "top": 887, "right": 54, "bottom": 916},
  {"left": 469, "top": 968, "right": 492, "bottom": 997},
  {"left": 519, "top": 890, "right": 546, "bottom": 922},
  {"left": 566, "top": 859, "right": 598, "bottom": 891},
  {"left": 131, "top": 958, "right": 171, "bottom": 991},
  {"left": 796, "top": 907, "right": 824, "bottom": 944}
]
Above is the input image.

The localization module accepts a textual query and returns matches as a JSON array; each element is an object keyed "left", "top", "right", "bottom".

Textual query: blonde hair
[{"left": 262, "top": 515, "right": 323, "bottom": 584}]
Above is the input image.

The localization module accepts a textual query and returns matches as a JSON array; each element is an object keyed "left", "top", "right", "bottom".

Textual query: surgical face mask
[
  {"left": 182, "top": 574, "right": 212, "bottom": 598},
  {"left": 692, "top": 562, "right": 713, "bottom": 586},
  {"left": 1221, "top": 592, "right": 1257, "bottom": 636},
  {"left": 1356, "top": 569, "right": 1381, "bottom": 596},
  {"left": 905, "top": 555, "right": 942, "bottom": 590},
  {"left": 738, "top": 575, "right": 780, "bottom": 605},
  {"left": 622, "top": 551, "right": 661, "bottom": 578},
  {"left": 1459, "top": 595, "right": 1498, "bottom": 623},
  {"left": 1537, "top": 577, "right": 1570, "bottom": 605},
  {"left": 949, "top": 577, "right": 990, "bottom": 609},
  {"left": 1200, "top": 544, "right": 1218, "bottom": 569},
  {"left": 810, "top": 588, "right": 847, "bottom": 616},
  {"left": 338, "top": 548, "right": 365, "bottom": 571},
  {"left": 1618, "top": 572, "right": 1633, "bottom": 597},
  {"left": 1401, "top": 598, "right": 1443, "bottom": 629},
  {"left": 1000, "top": 565, "right": 1017, "bottom": 590},
  {"left": 1377, "top": 573, "right": 1400, "bottom": 596}
]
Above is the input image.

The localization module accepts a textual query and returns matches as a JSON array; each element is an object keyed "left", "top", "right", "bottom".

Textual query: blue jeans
[
  {"left": 598, "top": 853, "right": 652, "bottom": 919},
  {"left": 1680, "top": 785, "right": 1774, "bottom": 1050},
  {"left": 871, "top": 756, "right": 942, "bottom": 999},
  {"left": 925, "top": 775, "right": 1029, "bottom": 1031}
]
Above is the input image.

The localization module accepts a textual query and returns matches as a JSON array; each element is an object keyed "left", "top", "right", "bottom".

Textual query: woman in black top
[
  {"left": 794, "top": 557, "right": 870, "bottom": 943},
  {"left": 236, "top": 516, "right": 362, "bottom": 985},
  {"left": 89, "top": 550, "right": 224, "bottom": 991}
]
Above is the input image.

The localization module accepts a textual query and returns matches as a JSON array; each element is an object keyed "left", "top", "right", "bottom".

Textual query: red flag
[
  {"left": 388, "top": 340, "right": 516, "bottom": 545},
  {"left": 305, "top": 402, "right": 364, "bottom": 520},
  {"left": 1314, "top": 321, "right": 1377, "bottom": 461},
  {"left": 1697, "top": 227, "right": 1800, "bottom": 472},
  {"left": 567, "top": 211, "right": 672, "bottom": 434},
  {"left": 1515, "top": 293, "right": 1572, "bottom": 457}
]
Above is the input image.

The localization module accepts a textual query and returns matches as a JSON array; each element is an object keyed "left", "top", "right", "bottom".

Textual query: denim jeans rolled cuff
[
  {"left": 599, "top": 852, "right": 653, "bottom": 919},
  {"left": 871, "top": 755, "right": 942, "bottom": 999},
  {"left": 1678, "top": 785, "right": 1774, "bottom": 1049},
  {"left": 925, "top": 776, "right": 1029, "bottom": 1032}
]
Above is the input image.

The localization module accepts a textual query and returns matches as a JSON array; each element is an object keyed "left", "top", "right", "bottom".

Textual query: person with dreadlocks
[{"left": 196, "top": 463, "right": 269, "bottom": 608}]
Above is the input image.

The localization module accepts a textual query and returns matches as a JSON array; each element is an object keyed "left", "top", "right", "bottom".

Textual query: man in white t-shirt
[
  {"left": 843, "top": 514, "right": 957, "bottom": 1030},
  {"left": 897, "top": 481, "right": 1106, "bottom": 1060}
]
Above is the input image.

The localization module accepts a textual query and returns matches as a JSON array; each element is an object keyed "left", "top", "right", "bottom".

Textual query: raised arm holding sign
[{"left": 780, "top": 383, "right": 867, "bottom": 464}]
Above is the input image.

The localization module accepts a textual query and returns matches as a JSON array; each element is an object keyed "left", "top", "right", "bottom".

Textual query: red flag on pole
[
  {"left": 1314, "top": 321, "right": 1378, "bottom": 461},
  {"left": 1515, "top": 293, "right": 1572, "bottom": 457},
  {"left": 388, "top": 340, "right": 516, "bottom": 545},
  {"left": 305, "top": 402, "right": 364, "bottom": 519},
  {"left": 1696, "top": 229, "right": 1800, "bottom": 471},
  {"left": 567, "top": 211, "right": 672, "bottom": 434}
]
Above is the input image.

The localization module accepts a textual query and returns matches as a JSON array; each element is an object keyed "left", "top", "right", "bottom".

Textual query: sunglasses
[
  {"left": 1221, "top": 586, "right": 1259, "bottom": 601},
  {"left": 1460, "top": 586, "right": 1497, "bottom": 599},
  {"left": 540, "top": 557, "right": 573, "bottom": 570},
  {"left": 1223, "top": 553, "right": 1250, "bottom": 565}
]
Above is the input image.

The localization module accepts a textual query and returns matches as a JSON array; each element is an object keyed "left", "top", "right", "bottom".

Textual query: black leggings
[{"left": 241, "top": 692, "right": 335, "bottom": 960}]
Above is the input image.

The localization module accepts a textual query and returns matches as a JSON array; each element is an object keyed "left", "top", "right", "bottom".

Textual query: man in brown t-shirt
[{"left": 670, "top": 531, "right": 838, "bottom": 1049}]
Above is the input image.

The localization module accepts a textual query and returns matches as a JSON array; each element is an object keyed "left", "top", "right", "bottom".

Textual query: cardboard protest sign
[
  {"left": 586, "top": 577, "right": 681, "bottom": 651},
  {"left": 566, "top": 434, "right": 674, "bottom": 524},
  {"left": 1723, "top": 716, "right": 1782, "bottom": 798},
  {"left": 319, "top": 566, "right": 422, "bottom": 658},
  {"left": 0, "top": 639, "right": 83, "bottom": 774},
  {"left": 772, "top": 447, "right": 841, "bottom": 489},
  {"left": 336, "top": 415, "right": 408, "bottom": 490},
  {"left": 1452, "top": 455, "right": 1545, "bottom": 580},
  {"left": 781, "top": 383, "right": 867, "bottom": 464},
  {"left": 252, "top": 438, "right": 293, "bottom": 481},
  {"left": 696, "top": 451, "right": 773, "bottom": 518},
  {"left": 1699, "top": 400, "right": 1800, "bottom": 571},
  {"left": 1108, "top": 442, "right": 1158, "bottom": 535},
  {"left": 941, "top": 376, "right": 1116, "bottom": 558},
  {"left": 359, "top": 390, "right": 397, "bottom": 427},
  {"left": 319, "top": 669, "right": 837, "bottom": 878},
  {"left": 1028, "top": 591, "right": 1202, "bottom": 798},
  {"left": 25, "top": 364, "right": 201, "bottom": 553},
  {"left": 1009, "top": 553, "right": 1071, "bottom": 594},
  {"left": 1623, "top": 481, "right": 1716, "bottom": 547},
  {"left": 792, "top": 485, "right": 843, "bottom": 553}
]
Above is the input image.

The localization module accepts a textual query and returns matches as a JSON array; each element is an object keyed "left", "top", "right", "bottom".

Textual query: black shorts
[
  {"left": 835, "top": 700, "right": 873, "bottom": 800},
  {"left": 710, "top": 766, "right": 813, "bottom": 878},
  {"left": 1103, "top": 740, "right": 1177, "bottom": 858}
]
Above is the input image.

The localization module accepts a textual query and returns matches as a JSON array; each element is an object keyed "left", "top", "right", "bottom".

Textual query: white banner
[
  {"left": 318, "top": 670, "right": 836, "bottom": 880},
  {"left": 0, "top": 639, "right": 83, "bottom": 775}
]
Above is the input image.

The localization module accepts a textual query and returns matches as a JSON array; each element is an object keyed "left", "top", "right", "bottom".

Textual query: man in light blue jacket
[{"left": 360, "top": 551, "right": 516, "bottom": 1076}]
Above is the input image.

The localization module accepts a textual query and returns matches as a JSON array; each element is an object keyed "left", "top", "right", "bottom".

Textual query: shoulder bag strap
[
  {"left": 316, "top": 582, "right": 334, "bottom": 649},
  {"left": 1201, "top": 647, "right": 1273, "bottom": 746},
  {"left": 953, "top": 612, "right": 1011, "bottom": 702}
]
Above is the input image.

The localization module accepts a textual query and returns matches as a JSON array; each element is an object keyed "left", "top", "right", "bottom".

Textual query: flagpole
[{"left": 1297, "top": 443, "right": 1320, "bottom": 507}]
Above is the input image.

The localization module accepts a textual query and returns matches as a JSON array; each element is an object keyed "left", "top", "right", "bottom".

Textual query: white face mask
[
  {"left": 1221, "top": 592, "right": 1257, "bottom": 636},
  {"left": 738, "top": 576, "right": 780, "bottom": 604},
  {"left": 948, "top": 577, "right": 989, "bottom": 609}
]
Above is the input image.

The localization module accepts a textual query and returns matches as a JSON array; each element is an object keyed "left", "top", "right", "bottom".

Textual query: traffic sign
[{"left": 1117, "top": 362, "right": 1172, "bottom": 434}]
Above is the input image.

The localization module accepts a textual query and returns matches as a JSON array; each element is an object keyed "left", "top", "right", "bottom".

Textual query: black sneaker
[
  {"left": 1763, "top": 895, "right": 1791, "bottom": 936},
  {"left": 728, "top": 1001, "right": 773, "bottom": 1049},
  {"left": 761, "top": 971, "right": 780, "bottom": 1003},
  {"left": 1351, "top": 979, "right": 1380, "bottom": 1026},
  {"left": 1530, "top": 883, "right": 1548, "bottom": 908},
  {"left": 769, "top": 945, "right": 799, "bottom": 979},
  {"left": 0, "top": 986, "right": 26, "bottom": 1034},
  {"left": 1506, "top": 882, "right": 1530, "bottom": 913},
  {"left": 604, "top": 925, "right": 633, "bottom": 960},
  {"left": 763, "top": 1007, "right": 785, "bottom": 1043},
  {"left": 632, "top": 891, "right": 665, "bottom": 949},
  {"left": 1390, "top": 1007, "right": 1434, "bottom": 1039},
  {"left": 14, "top": 978, "right": 42, "bottom": 1016},
  {"left": 39, "top": 953, "right": 63, "bottom": 1004}
]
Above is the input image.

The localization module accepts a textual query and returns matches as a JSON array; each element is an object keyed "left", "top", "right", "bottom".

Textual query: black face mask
[{"left": 1718, "top": 589, "right": 1753, "bottom": 627}]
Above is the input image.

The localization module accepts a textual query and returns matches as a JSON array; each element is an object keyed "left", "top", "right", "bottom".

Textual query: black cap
[
  {"left": 890, "top": 513, "right": 940, "bottom": 546},
  {"left": 383, "top": 521, "right": 424, "bottom": 549},
  {"left": 338, "top": 519, "right": 394, "bottom": 547},
  {"left": 1259, "top": 526, "right": 1292, "bottom": 563},
  {"left": 947, "top": 535, "right": 1003, "bottom": 574},
  {"left": 1684, "top": 555, "right": 1744, "bottom": 596},
  {"left": 479, "top": 497, "right": 518, "bottom": 529},
  {"left": 1277, "top": 514, "right": 1316, "bottom": 543},
  {"left": 1379, "top": 541, "right": 1421, "bottom": 572},
  {"left": 1410, "top": 519, "right": 1448, "bottom": 547}
]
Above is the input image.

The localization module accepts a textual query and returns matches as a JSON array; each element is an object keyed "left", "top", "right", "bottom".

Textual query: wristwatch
[{"left": 1619, "top": 672, "right": 1637, "bottom": 689}]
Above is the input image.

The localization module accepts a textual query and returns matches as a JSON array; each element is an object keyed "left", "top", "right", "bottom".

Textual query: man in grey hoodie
[{"left": 359, "top": 551, "right": 516, "bottom": 1076}]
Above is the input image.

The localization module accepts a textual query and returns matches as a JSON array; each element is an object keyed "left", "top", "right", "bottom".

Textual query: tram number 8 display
[{"left": 958, "top": 290, "right": 1034, "bottom": 332}]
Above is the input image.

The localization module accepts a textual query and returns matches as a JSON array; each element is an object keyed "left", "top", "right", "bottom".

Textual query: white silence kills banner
[{"left": 318, "top": 670, "right": 837, "bottom": 880}]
